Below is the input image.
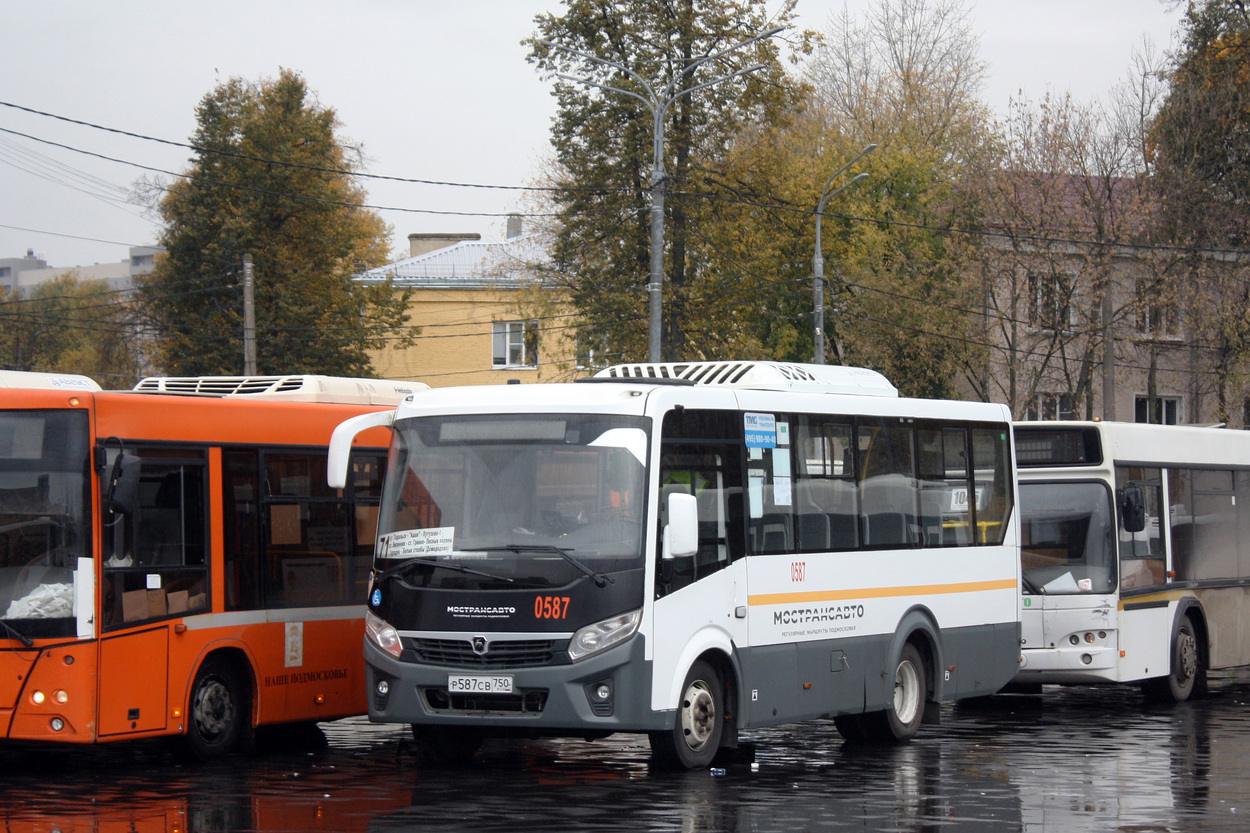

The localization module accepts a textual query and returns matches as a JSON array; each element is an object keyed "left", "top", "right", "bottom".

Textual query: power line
[
  {"left": 13, "top": 102, "right": 1246, "bottom": 258},
  {"left": 0, "top": 99, "right": 626, "bottom": 195},
  {"left": 0, "top": 222, "right": 153, "bottom": 249},
  {"left": 677, "top": 188, "right": 1250, "bottom": 259}
]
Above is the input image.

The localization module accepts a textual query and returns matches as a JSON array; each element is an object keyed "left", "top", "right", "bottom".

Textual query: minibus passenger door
[{"left": 653, "top": 451, "right": 749, "bottom": 671}]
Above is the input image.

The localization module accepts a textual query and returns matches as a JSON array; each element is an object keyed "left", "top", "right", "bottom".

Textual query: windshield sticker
[
  {"left": 749, "top": 473, "right": 765, "bottom": 517},
  {"left": 379, "top": 527, "right": 455, "bottom": 559},
  {"left": 773, "top": 476, "right": 792, "bottom": 507},
  {"left": 588, "top": 427, "right": 648, "bottom": 466},
  {"left": 744, "top": 413, "right": 777, "bottom": 448}
]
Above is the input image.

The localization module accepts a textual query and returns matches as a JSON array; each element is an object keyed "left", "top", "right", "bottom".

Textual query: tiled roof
[{"left": 356, "top": 233, "right": 546, "bottom": 288}]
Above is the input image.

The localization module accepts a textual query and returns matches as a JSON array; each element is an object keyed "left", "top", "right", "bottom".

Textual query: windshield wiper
[
  {"left": 0, "top": 517, "right": 56, "bottom": 535},
  {"left": 376, "top": 557, "right": 513, "bottom": 584},
  {"left": 0, "top": 619, "right": 33, "bottom": 648},
  {"left": 496, "top": 544, "right": 615, "bottom": 588},
  {"left": 1021, "top": 573, "right": 1044, "bottom": 595}
]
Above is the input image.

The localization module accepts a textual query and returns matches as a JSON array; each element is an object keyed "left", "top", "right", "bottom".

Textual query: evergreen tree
[{"left": 141, "top": 69, "right": 411, "bottom": 377}]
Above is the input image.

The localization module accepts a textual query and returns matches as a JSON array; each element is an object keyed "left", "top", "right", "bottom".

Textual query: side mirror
[
  {"left": 327, "top": 410, "right": 395, "bottom": 489},
  {"left": 663, "top": 492, "right": 699, "bottom": 560},
  {"left": 1118, "top": 482, "right": 1146, "bottom": 534},
  {"left": 106, "top": 452, "right": 141, "bottom": 517}
]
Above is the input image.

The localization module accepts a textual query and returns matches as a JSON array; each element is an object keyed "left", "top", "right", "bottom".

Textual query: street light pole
[
  {"left": 813, "top": 144, "right": 876, "bottom": 364},
  {"left": 542, "top": 27, "right": 783, "bottom": 362}
]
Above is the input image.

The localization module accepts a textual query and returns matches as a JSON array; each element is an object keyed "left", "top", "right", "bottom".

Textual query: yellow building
[{"left": 359, "top": 225, "right": 579, "bottom": 388}]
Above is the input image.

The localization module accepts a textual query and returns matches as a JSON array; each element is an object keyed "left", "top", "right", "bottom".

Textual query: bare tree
[
  {"left": 970, "top": 33, "right": 1186, "bottom": 421},
  {"left": 808, "top": 0, "right": 988, "bottom": 151},
  {"left": 803, "top": 0, "right": 995, "bottom": 398}
]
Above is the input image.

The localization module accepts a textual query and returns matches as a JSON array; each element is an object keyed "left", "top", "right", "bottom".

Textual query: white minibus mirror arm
[{"left": 327, "top": 410, "right": 395, "bottom": 489}]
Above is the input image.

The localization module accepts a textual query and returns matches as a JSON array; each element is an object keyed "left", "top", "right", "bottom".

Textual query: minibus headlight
[
  {"left": 365, "top": 610, "right": 403, "bottom": 659},
  {"left": 569, "top": 610, "right": 641, "bottom": 662}
]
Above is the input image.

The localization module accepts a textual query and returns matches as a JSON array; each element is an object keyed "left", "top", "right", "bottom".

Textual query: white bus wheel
[{"left": 649, "top": 660, "right": 724, "bottom": 769}]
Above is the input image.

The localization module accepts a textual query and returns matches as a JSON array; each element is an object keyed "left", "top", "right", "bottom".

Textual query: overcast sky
[{"left": 0, "top": 0, "right": 1183, "bottom": 269}]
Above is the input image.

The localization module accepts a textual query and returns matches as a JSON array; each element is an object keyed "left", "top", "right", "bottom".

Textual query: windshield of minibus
[
  {"left": 1019, "top": 481, "right": 1115, "bottom": 594},
  {"left": 0, "top": 410, "right": 91, "bottom": 635},
  {"left": 375, "top": 414, "right": 649, "bottom": 588}
]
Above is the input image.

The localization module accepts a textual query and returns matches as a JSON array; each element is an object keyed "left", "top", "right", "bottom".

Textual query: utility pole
[
  {"left": 542, "top": 26, "right": 783, "bottom": 362},
  {"left": 242, "top": 253, "right": 257, "bottom": 376},
  {"left": 812, "top": 144, "right": 876, "bottom": 364}
]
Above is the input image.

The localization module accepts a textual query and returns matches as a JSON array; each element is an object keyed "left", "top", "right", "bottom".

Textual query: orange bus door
[{"left": 98, "top": 628, "right": 169, "bottom": 736}]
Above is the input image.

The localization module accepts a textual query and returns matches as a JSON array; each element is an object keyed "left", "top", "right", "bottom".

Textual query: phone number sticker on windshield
[
  {"left": 534, "top": 595, "right": 571, "bottom": 620},
  {"left": 448, "top": 674, "right": 513, "bottom": 694},
  {"left": 379, "top": 527, "right": 455, "bottom": 558}
]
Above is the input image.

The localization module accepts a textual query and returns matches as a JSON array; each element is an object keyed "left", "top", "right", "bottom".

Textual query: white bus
[
  {"left": 1015, "top": 420, "right": 1250, "bottom": 701},
  {"left": 328, "top": 361, "right": 1020, "bottom": 768}
]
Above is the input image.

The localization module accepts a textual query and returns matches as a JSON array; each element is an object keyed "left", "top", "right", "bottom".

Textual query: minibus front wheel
[{"left": 649, "top": 659, "right": 724, "bottom": 769}]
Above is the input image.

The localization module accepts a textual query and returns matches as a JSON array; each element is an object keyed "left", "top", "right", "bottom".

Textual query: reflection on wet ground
[{"left": 5, "top": 671, "right": 1250, "bottom": 832}]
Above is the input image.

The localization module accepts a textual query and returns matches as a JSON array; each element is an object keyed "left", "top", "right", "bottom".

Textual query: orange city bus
[{"left": 0, "top": 370, "right": 423, "bottom": 758}]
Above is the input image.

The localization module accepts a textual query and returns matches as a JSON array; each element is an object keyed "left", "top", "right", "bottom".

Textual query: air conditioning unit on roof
[
  {"left": 594, "top": 361, "right": 898, "bottom": 397},
  {"left": 131, "top": 375, "right": 425, "bottom": 405}
]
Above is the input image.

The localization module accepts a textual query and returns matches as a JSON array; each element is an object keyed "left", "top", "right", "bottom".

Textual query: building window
[
  {"left": 575, "top": 331, "right": 610, "bottom": 371},
  {"left": 1028, "top": 270, "right": 1076, "bottom": 332},
  {"left": 1025, "top": 393, "right": 1076, "bottom": 421},
  {"left": 1136, "top": 281, "right": 1180, "bottom": 338},
  {"left": 492, "top": 320, "right": 539, "bottom": 368},
  {"left": 1135, "top": 395, "right": 1179, "bottom": 425}
]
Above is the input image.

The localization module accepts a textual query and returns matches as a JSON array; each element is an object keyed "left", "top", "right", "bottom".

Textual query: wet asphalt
[{"left": 3, "top": 670, "right": 1249, "bottom": 832}]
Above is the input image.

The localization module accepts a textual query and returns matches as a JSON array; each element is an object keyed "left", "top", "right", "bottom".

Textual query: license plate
[{"left": 447, "top": 674, "right": 513, "bottom": 694}]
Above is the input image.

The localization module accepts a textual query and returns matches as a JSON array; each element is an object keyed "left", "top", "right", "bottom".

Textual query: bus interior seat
[
  {"left": 796, "top": 513, "right": 830, "bottom": 550},
  {"left": 864, "top": 512, "right": 912, "bottom": 547},
  {"left": 755, "top": 513, "right": 791, "bottom": 553},
  {"left": 828, "top": 513, "right": 858, "bottom": 550}
]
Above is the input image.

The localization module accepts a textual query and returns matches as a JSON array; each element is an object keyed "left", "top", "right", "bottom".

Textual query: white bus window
[
  {"left": 858, "top": 420, "right": 919, "bottom": 549},
  {"left": 657, "top": 409, "right": 745, "bottom": 593},
  {"left": 1190, "top": 469, "right": 1238, "bottom": 580},
  {"left": 917, "top": 427, "right": 972, "bottom": 547},
  {"left": 1020, "top": 481, "right": 1115, "bottom": 594},
  {"left": 1238, "top": 472, "right": 1250, "bottom": 577},
  {"left": 1169, "top": 469, "right": 1194, "bottom": 582},
  {"left": 970, "top": 427, "right": 1013, "bottom": 545},
  {"left": 1116, "top": 466, "right": 1165, "bottom": 590},
  {"left": 792, "top": 420, "right": 858, "bottom": 552}
]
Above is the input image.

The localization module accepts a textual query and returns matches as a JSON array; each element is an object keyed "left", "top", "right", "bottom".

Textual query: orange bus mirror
[{"left": 106, "top": 452, "right": 141, "bottom": 517}]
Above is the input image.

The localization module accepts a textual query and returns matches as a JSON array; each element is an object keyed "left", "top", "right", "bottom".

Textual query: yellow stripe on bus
[
  {"left": 748, "top": 578, "right": 1018, "bottom": 607},
  {"left": 1117, "top": 590, "right": 1187, "bottom": 610}
]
